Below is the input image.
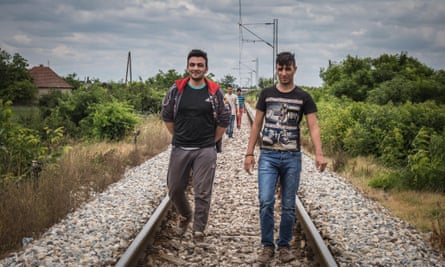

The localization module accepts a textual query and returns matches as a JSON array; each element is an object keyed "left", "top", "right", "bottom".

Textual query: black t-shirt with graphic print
[{"left": 256, "top": 85, "right": 317, "bottom": 151}]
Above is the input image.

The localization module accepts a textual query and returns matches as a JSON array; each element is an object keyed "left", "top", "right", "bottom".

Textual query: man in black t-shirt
[
  {"left": 244, "top": 52, "right": 328, "bottom": 264},
  {"left": 161, "top": 49, "right": 230, "bottom": 242}
]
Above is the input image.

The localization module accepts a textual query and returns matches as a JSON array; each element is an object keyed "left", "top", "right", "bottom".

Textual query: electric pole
[
  {"left": 238, "top": 0, "right": 278, "bottom": 85},
  {"left": 125, "top": 51, "right": 132, "bottom": 84}
]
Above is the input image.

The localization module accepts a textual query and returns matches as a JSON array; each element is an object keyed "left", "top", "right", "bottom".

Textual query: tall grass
[
  {"left": 0, "top": 115, "right": 171, "bottom": 256},
  {"left": 303, "top": 130, "right": 445, "bottom": 252},
  {"left": 340, "top": 156, "right": 445, "bottom": 252}
]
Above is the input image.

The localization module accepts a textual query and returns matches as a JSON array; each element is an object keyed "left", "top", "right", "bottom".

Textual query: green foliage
[
  {"left": 105, "top": 69, "right": 182, "bottom": 114},
  {"left": 63, "top": 73, "right": 83, "bottom": 90},
  {"left": 11, "top": 106, "right": 42, "bottom": 133},
  {"left": 40, "top": 126, "right": 66, "bottom": 162},
  {"left": 322, "top": 55, "right": 373, "bottom": 101},
  {"left": 3, "top": 80, "right": 37, "bottom": 104},
  {"left": 379, "top": 127, "right": 406, "bottom": 167},
  {"left": 1, "top": 100, "right": 63, "bottom": 182},
  {"left": 367, "top": 76, "right": 416, "bottom": 105},
  {"left": 368, "top": 173, "right": 399, "bottom": 190},
  {"left": 320, "top": 52, "right": 445, "bottom": 104},
  {"left": 38, "top": 90, "right": 67, "bottom": 118},
  {"left": 258, "top": 77, "right": 274, "bottom": 89},
  {"left": 316, "top": 97, "right": 355, "bottom": 155},
  {"left": 343, "top": 122, "right": 375, "bottom": 156},
  {"left": 254, "top": 70, "right": 445, "bottom": 192},
  {"left": 219, "top": 74, "right": 237, "bottom": 88},
  {"left": 51, "top": 84, "right": 112, "bottom": 137},
  {"left": 113, "top": 81, "right": 164, "bottom": 114},
  {"left": 82, "top": 101, "right": 140, "bottom": 141},
  {"left": 404, "top": 128, "right": 445, "bottom": 191},
  {"left": 0, "top": 48, "right": 35, "bottom": 103},
  {"left": 145, "top": 69, "right": 183, "bottom": 91},
  {"left": 316, "top": 96, "right": 445, "bottom": 191}
]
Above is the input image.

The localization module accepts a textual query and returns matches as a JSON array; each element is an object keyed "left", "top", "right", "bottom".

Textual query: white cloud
[
  {"left": 0, "top": 0, "right": 444, "bottom": 87},
  {"left": 50, "top": 45, "right": 79, "bottom": 59},
  {"left": 351, "top": 28, "right": 366, "bottom": 37},
  {"left": 13, "top": 34, "right": 31, "bottom": 45}
]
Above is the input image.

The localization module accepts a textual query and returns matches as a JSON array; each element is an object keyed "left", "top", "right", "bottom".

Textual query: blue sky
[{"left": 1, "top": 0, "right": 444, "bottom": 87}]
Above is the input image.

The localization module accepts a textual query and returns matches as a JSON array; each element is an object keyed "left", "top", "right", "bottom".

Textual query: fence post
[
  {"left": 133, "top": 130, "right": 140, "bottom": 147},
  {"left": 31, "top": 160, "right": 42, "bottom": 187}
]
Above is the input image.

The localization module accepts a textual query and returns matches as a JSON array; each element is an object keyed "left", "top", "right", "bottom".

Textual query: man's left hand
[{"left": 315, "top": 155, "right": 328, "bottom": 172}]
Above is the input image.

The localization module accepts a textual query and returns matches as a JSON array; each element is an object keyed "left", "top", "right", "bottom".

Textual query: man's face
[
  {"left": 187, "top": 56, "right": 207, "bottom": 81},
  {"left": 227, "top": 87, "right": 233, "bottom": 94},
  {"left": 276, "top": 63, "right": 297, "bottom": 85}
]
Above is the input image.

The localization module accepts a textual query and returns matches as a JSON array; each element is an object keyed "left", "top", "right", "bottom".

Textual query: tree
[
  {"left": 146, "top": 69, "right": 183, "bottom": 91},
  {"left": 258, "top": 77, "right": 274, "bottom": 89},
  {"left": 0, "top": 48, "right": 35, "bottom": 103},
  {"left": 218, "top": 74, "right": 237, "bottom": 87},
  {"left": 64, "top": 73, "right": 83, "bottom": 90},
  {"left": 320, "top": 52, "right": 444, "bottom": 104},
  {"left": 86, "top": 101, "right": 140, "bottom": 141}
]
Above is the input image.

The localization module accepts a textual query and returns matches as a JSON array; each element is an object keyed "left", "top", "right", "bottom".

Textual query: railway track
[
  {"left": 116, "top": 104, "right": 337, "bottom": 267},
  {"left": 2, "top": 104, "right": 441, "bottom": 266}
]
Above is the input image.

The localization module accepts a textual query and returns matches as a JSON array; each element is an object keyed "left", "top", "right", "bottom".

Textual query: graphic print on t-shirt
[{"left": 261, "top": 97, "right": 303, "bottom": 151}]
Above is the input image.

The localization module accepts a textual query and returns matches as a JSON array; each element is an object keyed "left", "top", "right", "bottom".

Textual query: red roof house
[{"left": 29, "top": 65, "right": 73, "bottom": 97}]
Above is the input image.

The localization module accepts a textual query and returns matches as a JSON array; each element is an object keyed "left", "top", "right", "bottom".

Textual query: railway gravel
[{"left": 1, "top": 112, "right": 443, "bottom": 266}]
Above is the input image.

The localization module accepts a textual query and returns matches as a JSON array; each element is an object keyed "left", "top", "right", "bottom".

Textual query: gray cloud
[{"left": 1, "top": 0, "right": 444, "bottom": 86}]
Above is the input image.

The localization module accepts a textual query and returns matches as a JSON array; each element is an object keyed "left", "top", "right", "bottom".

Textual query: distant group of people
[
  {"left": 161, "top": 49, "right": 327, "bottom": 264},
  {"left": 223, "top": 84, "right": 246, "bottom": 138}
]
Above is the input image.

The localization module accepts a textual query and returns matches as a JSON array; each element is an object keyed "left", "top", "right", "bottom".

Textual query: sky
[{"left": 1, "top": 0, "right": 445, "bottom": 87}]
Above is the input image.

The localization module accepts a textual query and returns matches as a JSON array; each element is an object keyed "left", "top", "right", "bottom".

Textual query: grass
[
  {"left": 301, "top": 131, "right": 445, "bottom": 252},
  {"left": 327, "top": 154, "right": 445, "bottom": 252},
  {"left": 2, "top": 106, "right": 444, "bottom": 256},
  {"left": 248, "top": 96, "right": 445, "bottom": 252},
  {"left": 0, "top": 115, "right": 171, "bottom": 256}
]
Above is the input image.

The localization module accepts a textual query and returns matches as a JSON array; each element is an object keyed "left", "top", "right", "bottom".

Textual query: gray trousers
[{"left": 167, "top": 146, "right": 217, "bottom": 232}]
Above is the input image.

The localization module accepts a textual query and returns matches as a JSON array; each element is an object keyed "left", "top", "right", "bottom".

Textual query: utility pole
[
  {"left": 238, "top": 0, "right": 278, "bottom": 84},
  {"left": 125, "top": 51, "right": 132, "bottom": 84}
]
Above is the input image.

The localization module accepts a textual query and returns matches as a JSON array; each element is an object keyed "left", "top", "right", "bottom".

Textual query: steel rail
[
  {"left": 116, "top": 101, "right": 337, "bottom": 267},
  {"left": 295, "top": 197, "right": 338, "bottom": 267},
  {"left": 115, "top": 195, "right": 171, "bottom": 267}
]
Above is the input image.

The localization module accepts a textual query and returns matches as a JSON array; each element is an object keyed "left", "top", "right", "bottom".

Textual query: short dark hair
[
  {"left": 187, "top": 49, "right": 208, "bottom": 67},
  {"left": 276, "top": 52, "right": 296, "bottom": 67}
]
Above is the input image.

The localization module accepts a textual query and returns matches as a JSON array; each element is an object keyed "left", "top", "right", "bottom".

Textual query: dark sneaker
[
  {"left": 257, "top": 246, "right": 274, "bottom": 263},
  {"left": 193, "top": 231, "right": 205, "bottom": 243},
  {"left": 278, "top": 247, "right": 296, "bottom": 263},
  {"left": 177, "top": 216, "right": 191, "bottom": 236}
]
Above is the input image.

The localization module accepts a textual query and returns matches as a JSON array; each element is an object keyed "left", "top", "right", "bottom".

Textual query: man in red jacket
[{"left": 161, "top": 49, "right": 230, "bottom": 242}]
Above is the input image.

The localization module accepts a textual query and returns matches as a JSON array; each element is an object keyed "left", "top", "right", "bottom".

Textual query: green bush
[
  {"left": 405, "top": 128, "right": 445, "bottom": 191},
  {"left": 379, "top": 127, "right": 406, "bottom": 167},
  {"left": 368, "top": 173, "right": 399, "bottom": 190},
  {"left": 1, "top": 100, "right": 43, "bottom": 181},
  {"left": 82, "top": 101, "right": 140, "bottom": 141}
]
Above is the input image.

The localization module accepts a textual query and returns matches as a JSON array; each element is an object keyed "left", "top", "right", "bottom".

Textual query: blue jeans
[
  {"left": 226, "top": 115, "right": 235, "bottom": 138},
  {"left": 258, "top": 149, "right": 302, "bottom": 249}
]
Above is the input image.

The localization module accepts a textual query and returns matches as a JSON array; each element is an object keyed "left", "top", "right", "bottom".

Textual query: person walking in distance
[
  {"left": 224, "top": 85, "right": 238, "bottom": 138},
  {"left": 236, "top": 88, "right": 245, "bottom": 129},
  {"left": 161, "top": 49, "right": 230, "bottom": 242},
  {"left": 243, "top": 52, "right": 328, "bottom": 264},
  {"left": 215, "top": 96, "right": 231, "bottom": 153}
]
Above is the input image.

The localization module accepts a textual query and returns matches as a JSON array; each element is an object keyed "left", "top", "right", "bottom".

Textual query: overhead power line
[{"left": 238, "top": 0, "right": 278, "bottom": 86}]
